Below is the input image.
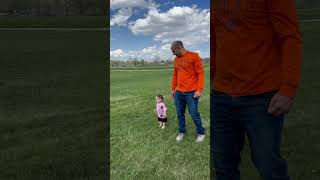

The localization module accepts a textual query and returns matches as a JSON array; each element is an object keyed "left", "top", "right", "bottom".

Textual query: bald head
[
  {"left": 171, "top": 41, "right": 184, "bottom": 49},
  {"left": 171, "top": 40, "right": 186, "bottom": 57}
]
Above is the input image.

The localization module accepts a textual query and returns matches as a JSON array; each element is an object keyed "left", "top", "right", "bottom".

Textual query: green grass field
[
  {"left": 110, "top": 68, "right": 211, "bottom": 179},
  {"left": 0, "top": 20, "right": 107, "bottom": 179},
  {"left": 110, "top": 22, "right": 320, "bottom": 179},
  {"left": 298, "top": 9, "right": 320, "bottom": 20},
  {"left": 110, "top": 64, "right": 174, "bottom": 70},
  {"left": 0, "top": 16, "right": 107, "bottom": 28},
  {"left": 0, "top": 13, "right": 319, "bottom": 180}
]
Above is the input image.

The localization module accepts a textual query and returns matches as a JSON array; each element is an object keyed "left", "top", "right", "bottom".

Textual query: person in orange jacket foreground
[
  {"left": 170, "top": 40, "right": 206, "bottom": 142},
  {"left": 211, "top": 0, "right": 302, "bottom": 179}
]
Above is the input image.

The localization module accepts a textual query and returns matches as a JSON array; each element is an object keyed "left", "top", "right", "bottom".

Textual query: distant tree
[
  {"left": 78, "top": 0, "right": 84, "bottom": 15},
  {"left": 64, "top": 0, "right": 69, "bottom": 15},
  {"left": 133, "top": 58, "right": 138, "bottom": 66},
  {"left": 153, "top": 55, "right": 161, "bottom": 64},
  {"left": 202, "top": 58, "right": 210, "bottom": 64}
]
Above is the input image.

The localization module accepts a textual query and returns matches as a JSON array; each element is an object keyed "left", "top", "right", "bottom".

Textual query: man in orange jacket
[
  {"left": 211, "top": 0, "right": 302, "bottom": 179},
  {"left": 170, "top": 40, "right": 206, "bottom": 142}
]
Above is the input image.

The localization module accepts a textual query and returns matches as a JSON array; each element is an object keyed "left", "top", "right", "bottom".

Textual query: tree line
[{"left": 110, "top": 58, "right": 210, "bottom": 68}]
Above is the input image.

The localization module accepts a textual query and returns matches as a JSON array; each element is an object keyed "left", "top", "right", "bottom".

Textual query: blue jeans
[
  {"left": 211, "top": 90, "right": 290, "bottom": 180},
  {"left": 174, "top": 90, "right": 205, "bottom": 135}
]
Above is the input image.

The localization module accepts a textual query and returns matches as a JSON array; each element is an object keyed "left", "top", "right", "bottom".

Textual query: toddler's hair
[{"left": 156, "top": 94, "right": 164, "bottom": 101}]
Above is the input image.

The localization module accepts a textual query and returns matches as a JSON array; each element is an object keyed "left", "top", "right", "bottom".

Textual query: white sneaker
[
  {"left": 196, "top": 134, "right": 205, "bottom": 142},
  {"left": 161, "top": 126, "right": 165, "bottom": 129},
  {"left": 176, "top": 133, "right": 185, "bottom": 141}
]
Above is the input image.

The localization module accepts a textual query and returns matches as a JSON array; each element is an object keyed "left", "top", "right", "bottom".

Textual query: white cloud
[
  {"left": 110, "top": 45, "right": 208, "bottom": 61},
  {"left": 110, "top": 0, "right": 157, "bottom": 27},
  {"left": 111, "top": 0, "right": 154, "bottom": 10},
  {"left": 129, "top": 5, "right": 210, "bottom": 46},
  {"left": 110, "top": 8, "right": 133, "bottom": 26},
  {"left": 110, "top": 3, "right": 210, "bottom": 61},
  {"left": 161, "top": 43, "right": 171, "bottom": 50},
  {"left": 110, "top": 49, "right": 125, "bottom": 58},
  {"left": 142, "top": 46, "right": 157, "bottom": 54},
  {"left": 110, "top": 46, "right": 170, "bottom": 61}
]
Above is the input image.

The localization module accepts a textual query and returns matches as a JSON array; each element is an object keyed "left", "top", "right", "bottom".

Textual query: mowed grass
[
  {"left": 0, "top": 16, "right": 107, "bottom": 28},
  {"left": 0, "top": 29, "right": 107, "bottom": 179},
  {"left": 110, "top": 68, "right": 210, "bottom": 179},
  {"left": 298, "top": 9, "right": 320, "bottom": 20},
  {"left": 111, "top": 65, "right": 209, "bottom": 70},
  {"left": 111, "top": 23, "right": 320, "bottom": 180},
  {"left": 110, "top": 64, "right": 174, "bottom": 70}
]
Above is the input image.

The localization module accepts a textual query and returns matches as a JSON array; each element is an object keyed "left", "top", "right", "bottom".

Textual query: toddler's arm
[{"left": 163, "top": 104, "right": 168, "bottom": 117}]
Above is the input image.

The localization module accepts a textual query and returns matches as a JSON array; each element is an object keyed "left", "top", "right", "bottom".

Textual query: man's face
[{"left": 171, "top": 45, "right": 182, "bottom": 57}]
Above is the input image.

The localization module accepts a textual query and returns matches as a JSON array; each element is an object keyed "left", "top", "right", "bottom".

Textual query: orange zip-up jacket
[
  {"left": 171, "top": 51, "right": 205, "bottom": 93},
  {"left": 211, "top": 0, "right": 302, "bottom": 97}
]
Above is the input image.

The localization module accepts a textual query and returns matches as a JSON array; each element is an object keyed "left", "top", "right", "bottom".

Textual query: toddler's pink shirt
[{"left": 156, "top": 102, "right": 167, "bottom": 118}]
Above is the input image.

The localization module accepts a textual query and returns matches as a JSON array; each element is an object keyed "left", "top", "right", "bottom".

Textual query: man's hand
[
  {"left": 171, "top": 91, "right": 175, "bottom": 98},
  {"left": 194, "top": 91, "right": 202, "bottom": 98},
  {"left": 268, "top": 92, "right": 294, "bottom": 116}
]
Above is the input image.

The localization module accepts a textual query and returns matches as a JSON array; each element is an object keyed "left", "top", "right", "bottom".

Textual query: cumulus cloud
[
  {"left": 110, "top": 0, "right": 157, "bottom": 27},
  {"left": 129, "top": 5, "right": 210, "bottom": 46},
  {"left": 110, "top": 2, "right": 210, "bottom": 60},
  {"left": 110, "top": 8, "right": 133, "bottom": 26},
  {"left": 110, "top": 45, "right": 208, "bottom": 61},
  {"left": 110, "top": 49, "right": 125, "bottom": 58},
  {"left": 110, "top": 46, "right": 172, "bottom": 61}
]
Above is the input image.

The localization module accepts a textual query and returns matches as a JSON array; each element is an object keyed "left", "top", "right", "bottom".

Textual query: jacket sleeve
[
  {"left": 269, "top": 0, "right": 302, "bottom": 97},
  {"left": 194, "top": 53, "right": 205, "bottom": 93},
  {"left": 171, "top": 59, "right": 178, "bottom": 91}
]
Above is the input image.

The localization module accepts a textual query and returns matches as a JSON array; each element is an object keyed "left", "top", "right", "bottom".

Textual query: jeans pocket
[
  {"left": 193, "top": 92, "right": 201, "bottom": 100},
  {"left": 262, "top": 91, "right": 277, "bottom": 99}
]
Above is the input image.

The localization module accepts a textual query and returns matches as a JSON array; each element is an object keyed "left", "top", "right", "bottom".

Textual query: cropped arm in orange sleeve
[
  {"left": 171, "top": 60, "right": 177, "bottom": 92},
  {"left": 269, "top": 0, "right": 302, "bottom": 97},
  {"left": 194, "top": 54, "right": 205, "bottom": 93}
]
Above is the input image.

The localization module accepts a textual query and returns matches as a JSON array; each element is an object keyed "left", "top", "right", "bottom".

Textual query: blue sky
[{"left": 110, "top": 0, "right": 210, "bottom": 61}]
